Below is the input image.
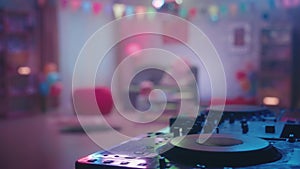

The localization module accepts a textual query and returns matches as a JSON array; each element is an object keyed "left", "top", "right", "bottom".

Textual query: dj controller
[{"left": 76, "top": 105, "right": 300, "bottom": 169}]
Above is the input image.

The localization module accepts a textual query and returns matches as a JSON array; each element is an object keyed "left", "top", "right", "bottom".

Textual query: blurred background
[
  {"left": 0, "top": 0, "right": 300, "bottom": 169},
  {"left": 1, "top": 0, "right": 300, "bottom": 117}
]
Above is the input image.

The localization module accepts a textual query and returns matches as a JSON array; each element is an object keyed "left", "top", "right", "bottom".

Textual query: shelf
[
  {"left": 258, "top": 25, "right": 292, "bottom": 108},
  {"left": 0, "top": 9, "right": 38, "bottom": 116}
]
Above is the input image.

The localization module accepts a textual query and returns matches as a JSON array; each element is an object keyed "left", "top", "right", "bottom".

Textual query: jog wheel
[{"left": 158, "top": 134, "right": 282, "bottom": 167}]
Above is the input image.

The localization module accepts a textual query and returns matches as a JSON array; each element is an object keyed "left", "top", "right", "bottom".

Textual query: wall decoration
[
  {"left": 208, "top": 5, "right": 219, "bottom": 22},
  {"left": 82, "top": 1, "right": 91, "bottom": 12},
  {"left": 147, "top": 7, "right": 156, "bottom": 19},
  {"left": 113, "top": 3, "right": 125, "bottom": 19},
  {"left": 70, "top": 0, "right": 81, "bottom": 11},
  {"left": 229, "top": 3, "right": 238, "bottom": 16},
  {"left": 125, "top": 5, "right": 134, "bottom": 16},
  {"left": 178, "top": 7, "right": 188, "bottom": 18},
  {"left": 188, "top": 7, "right": 197, "bottom": 19},
  {"left": 239, "top": 2, "right": 248, "bottom": 13},
  {"left": 234, "top": 63, "right": 257, "bottom": 104},
  {"left": 59, "top": 0, "right": 300, "bottom": 20},
  {"left": 92, "top": 2, "right": 102, "bottom": 15},
  {"left": 152, "top": 0, "right": 165, "bottom": 9},
  {"left": 219, "top": 4, "right": 228, "bottom": 16},
  {"left": 135, "top": 6, "right": 146, "bottom": 19},
  {"left": 228, "top": 23, "right": 252, "bottom": 53}
]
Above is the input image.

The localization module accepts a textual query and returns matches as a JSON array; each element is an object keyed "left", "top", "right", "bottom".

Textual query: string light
[
  {"left": 93, "top": 2, "right": 102, "bottom": 15},
  {"left": 175, "top": 0, "right": 183, "bottom": 5},
  {"left": 152, "top": 0, "right": 165, "bottom": 9},
  {"left": 188, "top": 7, "right": 197, "bottom": 18},
  {"left": 61, "top": 1, "right": 300, "bottom": 20},
  {"left": 179, "top": 7, "right": 188, "bottom": 18},
  {"left": 82, "top": 1, "right": 91, "bottom": 12},
  {"left": 135, "top": 6, "right": 146, "bottom": 19},
  {"left": 71, "top": 0, "right": 81, "bottom": 11},
  {"left": 125, "top": 5, "right": 135, "bottom": 16},
  {"left": 147, "top": 7, "right": 156, "bottom": 19},
  {"left": 113, "top": 3, "right": 125, "bottom": 19}
]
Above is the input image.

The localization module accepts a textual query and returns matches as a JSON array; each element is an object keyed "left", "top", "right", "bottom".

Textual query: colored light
[
  {"left": 82, "top": 1, "right": 91, "bottom": 12},
  {"left": 283, "top": 0, "right": 292, "bottom": 8},
  {"left": 93, "top": 2, "right": 102, "bottom": 15},
  {"left": 113, "top": 3, "right": 125, "bottom": 18},
  {"left": 152, "top": 0, "right": 165, "bottom": 9},
  {"left": 294, "top": 0, "right": 300, "bottom": 5},
  {"left": 147, "top": 7, "right": 156, "bottom": 19},
  {"left": 208, "top": 5, "right": 218, "bottom": 15},
  {"left": 71, "top": 0, "right": 81, "bottom": 11},
  {"left": 263, "top": 97, "right": 280, "bottom": 106},
  {"left": 268, "top": 0, "right": 276, "bottom": 9},
  {"left": 188, "top": 7, "right": 197, "bottom": 18},
  {"left": 126, "top": 43, "right": 141, "bottom": 55},
  {"left": 136, "top": 6, "right": 146, "bottom": 14},
  {"left": 210, "top": 15, "right": 219, "bottom": 22},
  {"left": 220, "top": 4, "right": 228, "bottom": 15},
  {"left": 239, "top": 2, "right": 247, "bottom": 13},
  {"left": 104, "top": 4, "right": 112, "bottom": 15},
  {"left": 230, "top": 3, "right": 238, "bottom": 16},
  {"left": 125, "top": 5, "right": 135, "bottom": 16},
  {"left": 135, "top": 6, "right": 146, "bottom": 19},
  {"left": 179, "top": 7, "right": 188, "bottom": 18},
  {"left": 18, "top": 67, "right": 31, "bottom": 75},
  {"left": 61, "top": 0, "right": 68, "bottom": 8},
  {"left": 175, "top": 0, "right": 183, "bottom": 5}
]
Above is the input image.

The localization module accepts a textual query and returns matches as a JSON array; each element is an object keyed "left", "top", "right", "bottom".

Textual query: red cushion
[{"left": 95, "top": 87, "right": 113, "bottom": 115}]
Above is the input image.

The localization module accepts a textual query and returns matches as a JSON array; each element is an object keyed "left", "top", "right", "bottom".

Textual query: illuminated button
[
  {"left": 137, "top": 163, "right": 147, "bottom": 166},
  {"left": 87, "top": 159, "right": 97, "bottom": 162},
  {"left": 125, "top": 156, "right": 136, "bottom": 159},
  {"left": 103, "top": 160, "right": 114, "bottom": 164},
  {"left": 120, "top": 161, "right": 130, "bottom": 165}
]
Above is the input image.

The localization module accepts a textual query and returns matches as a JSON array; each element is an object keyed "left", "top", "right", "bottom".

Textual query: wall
[
  {"left": 184, "top": 1, "right": 261, "bottom": 102},
  {"left": 115, "top": 0, "right": 264, "bottom": 107},
  {"left": 57, "top": 0, "right": 291, "bottom": 112},
  {"left": 58, "top": 0, "right": 116, "bottom": 113}
]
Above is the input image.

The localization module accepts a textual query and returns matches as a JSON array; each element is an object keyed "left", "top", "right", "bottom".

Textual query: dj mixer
[{"left": 76, "top": 105, "right": 300, "bottom": 168}]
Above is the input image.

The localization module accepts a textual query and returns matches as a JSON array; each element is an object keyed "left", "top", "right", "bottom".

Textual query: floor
[{"left": 0, "top": 108, "right": 172, "bottom": 169}]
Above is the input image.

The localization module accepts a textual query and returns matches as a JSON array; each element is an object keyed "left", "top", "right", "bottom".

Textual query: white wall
[
  {"left": 57, "top": 0, "right": 285, "bottom": 112},
  {"left": 57, "top": 0, "right": 116, "bottom": 113}
]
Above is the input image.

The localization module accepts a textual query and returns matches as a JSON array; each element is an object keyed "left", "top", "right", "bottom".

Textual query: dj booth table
[
  {"left": 1, "top": 105, "right": 300, "bottom": 169},
  {"left": 0, "top": 112, "right": 171, "bottom": 169}
]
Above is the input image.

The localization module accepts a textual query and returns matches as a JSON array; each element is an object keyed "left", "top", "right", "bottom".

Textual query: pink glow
[
  {"left": 93, "top": 2, "right": 102, "bottom": 15},
  {"left": 125, "top": 43, "right": 141, "bottom": 55}
]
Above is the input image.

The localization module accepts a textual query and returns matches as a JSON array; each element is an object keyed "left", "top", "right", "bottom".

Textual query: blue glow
[
  {"left": 82, "top": 1, "right": 91, "bottom": 13},
  {"left": 211, "top": 15, "right": 219, "bottom": 22},
  {"left": 125, "top": 5, "right": 134, "bottom": 16}
]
